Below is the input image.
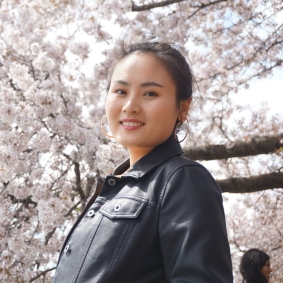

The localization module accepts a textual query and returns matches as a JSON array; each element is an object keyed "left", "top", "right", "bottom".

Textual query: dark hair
[
  {"left": 240, "top": 248, "right": 270, "bottom": 283},
  {"left": 107, "top": 39, "right": 194, "bottom": 112}
]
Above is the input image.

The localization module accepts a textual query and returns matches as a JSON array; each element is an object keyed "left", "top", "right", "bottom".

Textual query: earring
[
  {"left": 174, "top": 118, "right": 189, "bottom": 143},
  {"left": 100, "top": 115, "right": 114, "bottom": 138}
]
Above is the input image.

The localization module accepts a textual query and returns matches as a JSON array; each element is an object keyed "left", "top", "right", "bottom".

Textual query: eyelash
[
  {"left": 114, "top": 89, "right": 157, "bottom": 97},
  {"left": 144, "top": 91, "right": 157, "bottom": 97},
  {"left": 115, "top": 89, "right": 126, "bottom": 95}
]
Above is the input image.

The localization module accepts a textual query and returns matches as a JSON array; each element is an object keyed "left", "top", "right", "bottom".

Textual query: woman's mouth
[
  {"left": 120, "top": 120, "right": 145, "bottom": 130},
  {"left": 121, "top": 121, "right": 144, "bottom": 127}
]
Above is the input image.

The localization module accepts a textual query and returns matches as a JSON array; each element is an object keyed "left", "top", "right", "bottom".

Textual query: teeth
[{"left": 122, "top": 122, "right": 143, "bottom": 126}]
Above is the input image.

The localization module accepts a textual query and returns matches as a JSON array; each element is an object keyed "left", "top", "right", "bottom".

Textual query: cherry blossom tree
[
  {"left": 226, "top": 189, "right": 283, "bottom": 282},
  {"left": 0, "top": 0, "right": 282, "bottom": 282}
]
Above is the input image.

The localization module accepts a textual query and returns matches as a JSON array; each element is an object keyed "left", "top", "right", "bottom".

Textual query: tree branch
[
  {"left": 63, "top": 153, "right": 86, "bottom": 201},
  {"left": 73, "top": 160, "right": 84, "bottom": 196},
  {"left": 64, "top": 200, "right": 81, "bottom": 217},
  {"left": 187, "top": 0, "right": 227, "bottom": 20},
  {"left": 132, "top": 0, "right": 186, "bottom": 11},
  {"left": 131, "top": 0, "right": 227, "bottom": 18},
  {"left": 85, "top": 174, "right": 96, "bottom": 198},
  {"left": 184, "top": 133, "right": 283, "bottom": 160},
  {"left": 217, "top": 172, "right": 283, "bottom": 193},
  {"left": 45, "top": 227, "right": 56, "bottom": 245},
  {"left": 29, "top": 267, "right": 56, "bottom": 282}
]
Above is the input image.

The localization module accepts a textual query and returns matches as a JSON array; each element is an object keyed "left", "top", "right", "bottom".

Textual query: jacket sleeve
[{"left": 158, "top": 164, "right": 233, "bottom": 283}]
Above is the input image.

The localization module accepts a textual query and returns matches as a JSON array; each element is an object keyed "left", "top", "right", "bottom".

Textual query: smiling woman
[
  {"left": 240, "top": 248, "right": 272, "bottom": 283},
  {"left": 106, "top": 52, "right": 182, "bottom": 165},
  {"left": 52, "top": 38, "right": 233, "bottom": 283}
]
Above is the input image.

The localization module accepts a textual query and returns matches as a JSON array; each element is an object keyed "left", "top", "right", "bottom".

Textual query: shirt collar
[{"left": 112, "top": 135, "right": 184, "bottom": 179}]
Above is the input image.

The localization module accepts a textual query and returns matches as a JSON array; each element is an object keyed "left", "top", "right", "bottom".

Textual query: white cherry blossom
[{"left": 0, "top": 0, "right": 282, "bottom": 281}]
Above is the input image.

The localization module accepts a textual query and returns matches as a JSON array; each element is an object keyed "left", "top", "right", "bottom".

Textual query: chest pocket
[{"left": 83, "top": 196, "right": 147, "bottom": 260}]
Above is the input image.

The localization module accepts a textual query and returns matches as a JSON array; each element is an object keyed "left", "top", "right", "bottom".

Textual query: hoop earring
[
  {"left": 174, "top": 118, "right": 189, "bottom": 143},
  {"left": 100, "top": 115, "right": 114, "bottom": 138}
]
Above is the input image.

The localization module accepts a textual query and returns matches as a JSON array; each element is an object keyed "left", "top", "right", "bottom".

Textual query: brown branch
[
  {"left": 50, "top": 167, "right": 69, "bottom": 192},
  {"left": 29, "top": 267, "right": 56, "bottom": 283},
  {"left": 70, "top": 177, "right": 104, "bottom": 213},
  {"left": 217, "top": 172, "right": 283, "bottom": 193},
  {"left": 63, "top": 153, "right": 86, "bottom": 201},
  {"left": 9, "top": 78, "right": 18, "bottom": 91},
  {"left": 271, "top": 245, "right": 283, "bottom": 251},
  {"left": 231, "top": 230, "right": 246, "bottom": 253},
  {"left": 132, "top": 0, "right": 227, "bottom": 19},
  {"left": 45, "top": 227, "right": 56, "bottom": 245},
  {"left": 187, "top": 0, "right": 227, "bottom": 20},
  {"left": 85, "top": 174, "right": 96, "bottom": 198},
  {"left": 60, "top": 92, "right": 68, "bottom": 109},
  {"left": 64, "top": 200, "right": 81, "bottom": 217},
  {"left": 8, "top": 194, "right": 37, "bottom": 207},
  {"left": 184, "top": 133, "right": 283, "bottom": 160},
  {"left": 73, "top": 160, "right": 86, "bottom": 200},
  {"left": 132, "top": 0, "right": 186, "bottom": 11}
]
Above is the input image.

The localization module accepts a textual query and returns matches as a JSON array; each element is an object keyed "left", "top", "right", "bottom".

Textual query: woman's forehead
[
  {"left": 115, "top": 53, "right": 164, "bottom": 70},
  {"left": 111, "top": 53, "right": 174, "bottom": 84}
]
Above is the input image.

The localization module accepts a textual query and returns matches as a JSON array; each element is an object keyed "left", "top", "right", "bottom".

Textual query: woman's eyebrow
[
  {"left": 113, "top": 80, "right": 164, "bottom": 88},
  {"left": 113, "top": 80, "right": 130, "bottom": 86},
  {"left": 140, "top": 81, "right": 164, "bottom": 88}
]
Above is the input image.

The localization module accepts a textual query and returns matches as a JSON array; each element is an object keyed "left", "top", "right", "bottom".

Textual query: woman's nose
[{"left": 122, "top": 97, "right": 141, "bottom": 114}]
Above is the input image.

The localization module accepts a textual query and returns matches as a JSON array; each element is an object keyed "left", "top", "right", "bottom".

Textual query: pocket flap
[{"left": 100, "top": 196, "right": 147, "bottom": 219}]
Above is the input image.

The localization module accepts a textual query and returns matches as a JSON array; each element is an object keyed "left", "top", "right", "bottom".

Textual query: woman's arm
[{"left": 158, "top": 164, "right": 233, "bottom": 283}]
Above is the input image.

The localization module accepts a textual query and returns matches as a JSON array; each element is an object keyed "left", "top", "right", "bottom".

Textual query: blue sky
[{"left": 232, "top": 68, "right": 283, "bottom": 116}]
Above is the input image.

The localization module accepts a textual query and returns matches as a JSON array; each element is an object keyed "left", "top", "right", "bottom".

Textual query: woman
[
  {"left": 240, "top": 248, "right": 272, "bottom": 283},
  {"left": 53, "top": 40, "right": 233, "bottom": 282}
]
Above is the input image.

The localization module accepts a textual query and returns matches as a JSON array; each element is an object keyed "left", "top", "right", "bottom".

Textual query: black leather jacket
[{"left": 53, "top": 136, "right": 233, "bottom": 283}]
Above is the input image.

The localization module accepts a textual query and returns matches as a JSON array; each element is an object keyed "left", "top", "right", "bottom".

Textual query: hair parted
[
  {"left": 240, "top": 248, "right": 270, "bottom": 283},
  {"left": 107, "top": 30, "right": 194, "bottom": 111}
]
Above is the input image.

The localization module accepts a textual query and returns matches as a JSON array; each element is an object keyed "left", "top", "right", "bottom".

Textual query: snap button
[
  {"left": 113, "top": 203, "right": 122, "bottom": 212},
  {"left": 64, "top": 244, "right": 70, "bottom": 253},
  {"left": 87, "top": 210, "right": 95, "bottom": 218},
  {"left": 108, "top": 178, "right": 116, "bottom": 186}
]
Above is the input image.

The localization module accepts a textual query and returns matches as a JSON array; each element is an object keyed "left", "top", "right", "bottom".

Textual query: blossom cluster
[{"left": 0, "top": 0, "right": 282, "bottom": 282}]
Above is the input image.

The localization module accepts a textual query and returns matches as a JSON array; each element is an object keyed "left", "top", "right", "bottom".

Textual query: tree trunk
[
  {"left": 132, "top": 0, "right": 186, "bottom": 11},
  {"left": 217, "top": 172, "right": 283, "bottom": 193},
  {"left": 184, "top": 134, "right": 283, "bottom": 160}
]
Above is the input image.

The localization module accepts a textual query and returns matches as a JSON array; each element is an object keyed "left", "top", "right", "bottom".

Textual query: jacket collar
[{"left": 112, "top": 135, "right": 184, "bottom": 179}]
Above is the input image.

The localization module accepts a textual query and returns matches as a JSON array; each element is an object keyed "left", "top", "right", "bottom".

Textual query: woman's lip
[
  {"left": 120, "top": 119, "right": 144, "bottom": 129},
  {"left": 120, "top": 118, "right": 144, "bottom": 123}
]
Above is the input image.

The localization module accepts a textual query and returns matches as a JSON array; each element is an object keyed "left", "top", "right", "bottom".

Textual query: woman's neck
[{"left": 128, "top": 146, "right": 154, "bottom": 167}]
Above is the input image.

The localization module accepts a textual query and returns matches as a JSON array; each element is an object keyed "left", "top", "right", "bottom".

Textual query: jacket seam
[
  {"left": 98, "top": 220, "right": 133, "bottom": 283},
  {"left": 156, "top": 162, "right": 204, "bottom": 282},
  {"left": 157, "top": 163, "right": 203, "bottom": 209},
  {"left": 72, "top": 214, "right": 103, "bottom": 283},
  {"left": 57, "top": 195, "right": 107, "bottom": 261}
]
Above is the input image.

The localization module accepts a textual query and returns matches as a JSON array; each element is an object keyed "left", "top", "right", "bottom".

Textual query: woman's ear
[{"left": 178, "top": 98, "right": 192, "bottom": 121}]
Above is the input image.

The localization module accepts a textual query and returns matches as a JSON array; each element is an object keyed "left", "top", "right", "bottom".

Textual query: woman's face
[
  {"left": 106, "top": 53, "right": 184, "bottom": 157},
  {"left": 260, "top": 260, "right": 272, "bottom": 282}
]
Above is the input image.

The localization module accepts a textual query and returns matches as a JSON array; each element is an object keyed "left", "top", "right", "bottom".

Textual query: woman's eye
[
  {"left": 115, "top": 89, "right": 126, "bottom": 95},
  {"left": 144, "top": 91, "right": 157, "bottom": 97}
]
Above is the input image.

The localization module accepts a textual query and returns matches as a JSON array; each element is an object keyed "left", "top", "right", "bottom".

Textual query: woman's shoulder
[
  {"left": 165, "top": 155, "right": 207, "bottom": 172},
  {"left": 158, "top": 155, "right": 224, "bottom": 212},
  {"left": 162, "top": 155, "right": 219, "bottom": 189}
]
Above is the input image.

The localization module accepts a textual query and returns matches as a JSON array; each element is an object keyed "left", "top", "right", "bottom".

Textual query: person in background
[
  {"left": 240, "top": 248, "right": 272, "bottom": 283},
  {"left": 53, "top": 36, "right": 233, "bottom": 282}
]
